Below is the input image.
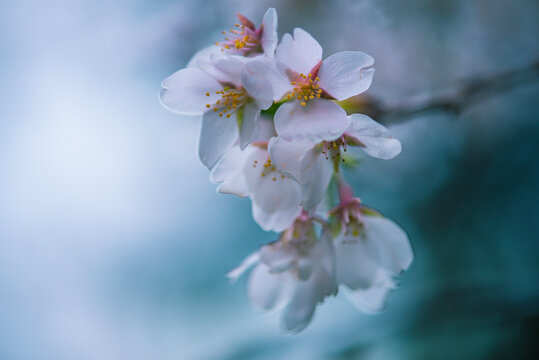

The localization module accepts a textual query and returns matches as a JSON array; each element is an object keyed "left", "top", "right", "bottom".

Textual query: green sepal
[
  {"left": 340, "top": 154, "right": 361, "bottom": 169},
  {"left": 236, "top": 105, "right": 244, "bottom": 129},
  {"left": 260, "top": 101, "right": 282, "bottom": 117},
  {"left": 327, "top": 216, "right": 343, "bottom": 238},
  {"left": 360, "top": 206, "right": 383, "bottom": 217}
]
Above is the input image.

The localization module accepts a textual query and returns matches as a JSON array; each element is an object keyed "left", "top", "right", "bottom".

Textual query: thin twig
[
  {"left": 379, "top": 60, "right": 539, "bottom": 123},
  {"left": 341, "top": 60, "right": 539, "bottom": 124}
]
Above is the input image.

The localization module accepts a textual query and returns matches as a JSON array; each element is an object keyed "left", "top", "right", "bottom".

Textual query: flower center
[
  {"left": 321, "top": 136, "right": 348, "bottom": 161},
  {"left": 252, "top": 157, "right": 287, "bottom": 182},
  {"left": 216, "top": 24, "right": 259, "bottom": 53},
  {"left": 329, "top": 198, "right": 366, "bottom": 241},
  {"left": 342, "top": 218, "right": 366, "bottom": 243},
  {"left": 286, "top": 73, "right": 322, "bottom": 106},
  {"left": 205, "top": 86, "right": 246, "bottom": 118},
  {"left": 280, "top": 218, "right": 317, "bottom": 256}
]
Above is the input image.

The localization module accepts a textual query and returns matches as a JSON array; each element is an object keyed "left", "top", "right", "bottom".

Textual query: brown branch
[{"left": 340, "top": 60, "right": 539, "bottom": 124}]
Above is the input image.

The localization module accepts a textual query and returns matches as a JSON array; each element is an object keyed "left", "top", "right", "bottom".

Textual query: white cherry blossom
[
  {"left": 217, "top": 8, "right": 278, "bottom": 57},
  {"left": 185, "top": 8, "right": 278, "bottom": 68},
  {"left": 160, "top": 55, "right": 274, "bottom": 169},
  {"left": 256, "top": 28, "right": 375, "bottom": 142},
  {"left": 227, "top": 215, "right": 337, "bottom": 332},
  {"left": 330, "top": 184, "right": 413, "bottom": 312},
  {"left": 268, "top": 114, "right": 401, "bottom": 210},
  {"left": 210, "top": 118, "right": 302, "bottom": 232}
]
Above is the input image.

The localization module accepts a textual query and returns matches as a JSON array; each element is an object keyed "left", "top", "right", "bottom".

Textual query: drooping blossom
[
  {"left": 253, "top": 28, "right": 375, "bottom": 142},
  {"left": 268, "top": 114, "right": 402, "bottom": 210},
  {"left": 185, "top": 8, "right": 278, "bottom": 69},
  {"left": 228, "top": 213, "right": 337, "bottom": 332},
  {"left": 217, "top": 8, "right": 278, "bottom": 57},
  {"left": 210, "top": 118, "right": 302, "bottom": 232},
  {"left": 329, "top": 181, "right": 413, "bottom": 312},
  {"left": 160, "top": 55, "right": 273, "bottom": 168}
]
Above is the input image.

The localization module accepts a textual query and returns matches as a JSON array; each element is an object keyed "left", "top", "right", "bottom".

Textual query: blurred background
[{"left": 1, "top": 0, "right": 538, "bottom": 359}]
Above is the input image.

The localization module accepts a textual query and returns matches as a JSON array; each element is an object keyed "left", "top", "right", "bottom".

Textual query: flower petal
[
  {"left": 276, "top": 28, "right": 322, "bottom": 75},
  {"left": 281, "top": 246, "right": 336, "bottom": 332},
  {"left": 210, "top": 145, "right": 252, "bottom": 197},
  {"left": 186, "top": 45, "right": 221, "bottom": 68},
  {"left": 334, "top": 231, "right": 380, "bottom": 290},
  {"left": 160, "top": 68, "right": 222, "bottom": 115},
  {"left": 343, "top": 268, "right": 396, "bottom": 313},
  {"left": 241, "top": 62, "right": 274, "bottom": 109},
  {"left": 317, "top": 229, "right": 338, "bottom": 276},
  {"left": 300, "top": 147, "right": 334, "bottom": 210},
  {"left": 259, "top": 241, "right": 298, "bottom": 272},
  {"left": 198, "top": 54, "right": 246, "bottom": 88},
  {"left": 274, "top": 99, "right": 349, "bottom": 142},
  {"left": 198, "top": 110, "right": 239, "bottom": 169},
  {"left": 252, "top": 115, "right": 277, "bottom": 142},
  {"left": 261, "top": 8, "right": 278, "bottom": 57},
  {"left": 226, "top": 252, "right": 260, "bottom": 281},
  {"left": 318, "top": 51, "right": 375, "bottom": 100},
  {"left": 251, "top": 181, "right": 303, "bottom": 232},
  {"left": 243, "top": 58, "right": 292, "bottom": 101},
  {"left": 247, "top": 263, "right": 294, "bottom": 311},
  {"left": 363, "top": 216, "right": 414, "bottom": 274},
  {"left": 281, "top": 282, "right": 318, "bottom": 333},
  {"left": 244, "top": 147, "right": 302, "bottom": 232},
  {"left": 268, "top": 136, "right": 316, "bottom": 182},
  {"left": 239, "top": 102, "right": 261, "bottom": 150},
  {"left": 346, "top": 114, "right": 401, "bottom": 159}
]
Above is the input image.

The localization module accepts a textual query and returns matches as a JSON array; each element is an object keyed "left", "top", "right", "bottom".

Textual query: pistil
[
  {"left": 205, "top": 86, "right": 246, "bottom": 118},
  {"left": 286, "top": 73, "right": 323, "bottom": 106}
]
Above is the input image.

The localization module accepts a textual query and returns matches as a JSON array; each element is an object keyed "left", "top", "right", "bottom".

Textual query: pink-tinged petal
[
  {"left": 244, "top": 58, "right": 292, "bottom": 101},
  {"left": 248, "top": 263, "right": 294, "bottom": 311},
  {"left": 318, "top": 51, "right": 375, "bottom": 100},
  {"left": 259, "top": 242, "right": 297, "bottom": 272},
  {"left": 237, "top": 13, "right": 256, "bottom": 30},
  {"left": 186, "top": 45, "right": 221, "bottom": 68},
  {"left": 226, "top": 252, "right": 260, "bottom": 281},
  {"left": 268, "top": 136, "right": 316, "bottom": 182},
  {"left": 198, "top": 110, "right": 239, "bottom": 169},
  {"left": 334, "top": 231, "right": 380, "bottom": 290},
  {"left": 363, "top": 216, "right": 413, "bottom": 274},
  {"left": 160, "top": 68, "right": 222, "bottom": 115},
  {"left": 261, "top": 8, "right": 278, "bottom": 57},
  {"left": 239, "top": 102, "right": 261, "bottom": 150},
  {"left": 343, "top": 268, "right": 396, "bottom": 313},
  {"left": 198, "top": 54, "right": 247, "bottom": 87},
  {"left": 346, "top": 114, "right": 401, "bottom": 159},
  {"left": 281, "top": 242, "right": 336, "bottom": 333},
  {"left": 274, "top": 99, "right": 349, "bottom": 141},
  {"left": 276, "top": 28, "right": 322, "bottom": 75},
  {"left": 300, "top": 147, "right": 334, "bottom": 210},
  {"left": 241, "top": 63, "right": 273, "bottom": 109},
  {"left": 210, "top": 145, "right": 252, "bottom": 197},
  {"left": 244, "top": 147, "right": 302, "bottom": 232}
]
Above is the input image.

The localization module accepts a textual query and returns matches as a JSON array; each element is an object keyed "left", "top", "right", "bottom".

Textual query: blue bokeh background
[{"left": 1, "top": 0, "right": 538, "bottom": 359}]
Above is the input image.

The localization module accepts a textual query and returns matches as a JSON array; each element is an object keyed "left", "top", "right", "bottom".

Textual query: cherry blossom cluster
[{"left": 160, "top": 8, "right": 413, "bottom": 333}]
